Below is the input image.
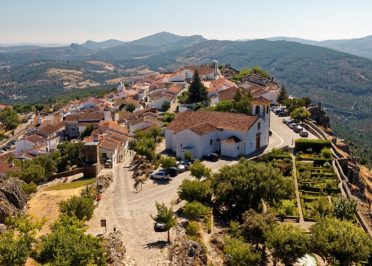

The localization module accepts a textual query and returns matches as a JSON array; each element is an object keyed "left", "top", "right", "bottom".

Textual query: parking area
[{"left": 269, "top": 110, "right": 317, "bottom": 148}]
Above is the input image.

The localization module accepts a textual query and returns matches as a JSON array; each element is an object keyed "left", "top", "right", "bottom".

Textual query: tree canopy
[
  {"left": 37, "top": 215, "right": 106, "bottom": 266},
  {"left": 0, "top": 107, "right": 20, "bottom": 130},
  {"left": 212, "top": 160, "right": 293, "bottom": 217},
  {"left": 178, "top": 179, "right": 212, "bottom": 204},
  {"left": 223, "top": 237, "right": 261, "bottom": 266},
  {"left": 266, "top": 223, "right": 309, "bottom": 266},
  {"left": 290, "top": 107, "right": 310, "bottom": 123},
  {"left": 310, "top": 217, "right": 372, "bottom": 265},
  {"left": 190, "top": 161, "right": 211, "bottom": 180},
  {"left": 241, "top": 209, "right": 276, "bottom": 245}
]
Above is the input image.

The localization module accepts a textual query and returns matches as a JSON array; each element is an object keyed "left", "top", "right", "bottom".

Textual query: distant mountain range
[
  {"left": 0, "top": 31, "right": 371, "bottom": 164},
  {"left": 266, "top": 35, "right": 372, "bottom": 59}
]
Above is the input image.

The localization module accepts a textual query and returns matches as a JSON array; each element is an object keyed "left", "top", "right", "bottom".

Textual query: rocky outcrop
[
  {"left": 97, "top": 172, "right": 113, "bottom": 193},
  {"left": 0, "top": 177, "right": 28, "bottom": 223},
  {"left": 308, "top": 103, "right": 331, "bottom": 129},
  {"left": 170, "top": 236, "right": 207, "bottom": 266},
  {"left": 104, "top": 231, "right": 127, "bottom": 266}
]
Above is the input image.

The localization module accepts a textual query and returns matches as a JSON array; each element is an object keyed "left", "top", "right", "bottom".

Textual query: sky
[{"left": 0, "top": 0, "right": 372, "bottom": 44}]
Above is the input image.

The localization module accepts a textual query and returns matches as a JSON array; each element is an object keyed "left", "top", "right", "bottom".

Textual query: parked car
[
  {"left": 278, "top": 111, "right": 288, "bottom": 117},
  {"left": 300, "top": 130, "right": 309, "bottom": 137},
  {"left": 154, "top": 222, "right": 167, "bottom": 232},
  {"left": 104, "top": 159, "right": 113, "bottom": 168},
  {"left": 288, "top": 123, "right": 297, "bottom": 129},
  {"left": 166, "top": 167, "right": 179, "bottom": 177},
  {"left": 204, "top": 153, "right": 219, "bottom": 162},
  {"left": 282, "top": 118, "right": 293, "bottom": 124},
  {"left": 177, "top": 164, "right": 186, "bottom": 173},
  {"left": 150, "top": 170, "right": 171, "bottom": 181},
  {"left": 179, "top": 160, "right": 190, "bottom": 170},
  {"left": 294, "top": 125, "right": 303, "bottom": 133}
]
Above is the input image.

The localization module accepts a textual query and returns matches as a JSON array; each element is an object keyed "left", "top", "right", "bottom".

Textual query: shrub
[
  {"left": 295, "top": 139, "right": 332, "bottom": 154},
  {"left": 59, "top": 194, "right": 95, "bottom": 221},
  {"left": 186, "top": 221, "right": 200, "bottom": 237},
  {"left": 184, "top": 151, "right": 192, "bottom": 161},
  {"left": 21, "top": 182, "right": 37, "bottom": 195},
  {"left": 183, "top": 201, "right": 210, "bottom": 221},
  {"left": 224, "top": 237, "right": 261, "bottom": 266},
  {"left": 313, "top": 158, "right": 332, "bottom": 167},
  {"left": 320, "top": 148, "right": 332, "bottom": 159}
]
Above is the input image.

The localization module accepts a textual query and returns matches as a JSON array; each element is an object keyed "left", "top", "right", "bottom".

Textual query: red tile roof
[{"left": 167, "top": 111, "right": 258, "bottom": 135}]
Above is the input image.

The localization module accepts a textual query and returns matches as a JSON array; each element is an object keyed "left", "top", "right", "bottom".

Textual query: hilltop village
[{"left": 0, "top": 61, "right": 371, "bottom": 265}]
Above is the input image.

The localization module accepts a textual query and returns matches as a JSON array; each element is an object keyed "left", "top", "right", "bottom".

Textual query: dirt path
[{"left": 291, "top": 154, "right": 304, "bottom": 224}]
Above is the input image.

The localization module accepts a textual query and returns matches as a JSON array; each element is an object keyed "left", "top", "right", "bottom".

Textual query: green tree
[
  {"left": 162, "top": 113, "right": 175, "bottom": 123},
  {"left": 241, "top": 209, "right": 276, "bottom": 246},
  {"left": 0, "top": 107, "right": 20, "bottom": 130},
  {"left": 37, "top": 215, "right": 106, "bottom": 266},
  {"left": 190, "top": 161, "right": 211, "bottom": 179},
  {"left": 34, "top": 153, "right": 59, "bottom": 178},
  {"left": 233, "top": 90, "right": 252, "bottom": 115},
  {"left": 19, "top": 163, "right": 46, "bottom": 183},
  {"left": 161, "top": 101, "right": 171, "bottom": 112},
  {"left": 80, "top": 124, "right": 94, "bottom": 139},
  {"left": 302, "top": 97, "right": 312, "bottom": 108},
  {"left": 224, "top": 237, "right": 261, "bottom": 266},
  {"left": 214, "top": 100, "right": 234, "bottom": 112},
  {"left": 187, "top": 70, "right": 208, "bottom": 104},
  {"left": 277, "top": 86, "right": 288, "bottom": 104},
  {"left": 333, "top": 197, "right": 357, "bottom": 220},
  {"left": 151, "top": 202, "right": 176, "bottom": 243},
  {"left": 34, "top": 104, "right": 45, "bottom": 112},
  {"left": 310, "top": 217, "right": 372, "bottom": 265},
  {"left": 57, "top": 142, "right": 85, "bottom": 171},
  {"left": 59, "top": 194, "right": 95, "bottom": 221},
  {"left": 212, "top": 160, "right": 293, "bottom": 217},
  {"left": 183, "top": 201, "right": 210, "bottom": 221},
  {"left": 125, "top": 103, "right": 136, "bottom": 113},
  {"left": 160, "top": 157, "right": 177, "bottom": 168},
  {"left": 290, "top": 107, "right": 310, "bottom": 123},
  {"left": 0, "top": 215, "right": 42, "bottom": 266},
  {"left": 266, "top": 223, "right": 309, "bottom": 266},
  {"left": 178, "top": 179, "right": 212, "bottom": 203},
  {"left": 184, "top": 151, "right": 192, "bottom": 161}
]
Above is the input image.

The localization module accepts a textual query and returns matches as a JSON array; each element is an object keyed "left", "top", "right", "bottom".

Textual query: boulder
[
  {"left": 104, "top": 230, "right": 127, "bottom": 266},
  {"left": 0, "top": 177, "right": 27, "bottom": 223},
  {"left": 170, "top": 236, "right": 207, "bottom": 266}
]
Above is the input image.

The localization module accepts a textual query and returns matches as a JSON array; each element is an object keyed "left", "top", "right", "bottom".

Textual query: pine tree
[
  {"left": 187, "top": 70, "right": 208, "bottom": 104},
  {"left": 278, "top": 86, "right": 288, "bottom": 104}
]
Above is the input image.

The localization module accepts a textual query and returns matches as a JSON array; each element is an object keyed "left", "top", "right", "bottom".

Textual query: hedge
[
  {"left": 313, "top": 158, "right": 333, "bottom": 167},
  {"left": 295, "top": 139, "right": 332, "bottom": 153}
]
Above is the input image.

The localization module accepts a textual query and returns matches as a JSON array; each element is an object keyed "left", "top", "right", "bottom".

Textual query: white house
[
  {"left": 15, "top": 134, "right": 46, "bottom": 153},
  {"left": 165, "top": 109, "right": 270, "bottom": 159},
  {"left": 147, "top": 90, "right": 176, "bottom": 110},
  {"left": 180, "top": 61, "right": 220, "bottom": 80}
]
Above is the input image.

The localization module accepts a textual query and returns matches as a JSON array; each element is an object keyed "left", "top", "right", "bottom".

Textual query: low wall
[
  {"left": 305, "top": 121, "right": 372, "bottom": 235},
  {"left": 48, "top": 168, "right": 84, "bottom": 181}
]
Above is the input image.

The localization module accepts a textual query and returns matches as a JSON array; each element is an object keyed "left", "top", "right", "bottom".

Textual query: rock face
[
  {"left": 308, "top": 104, "right": 331, "bottom": 129},
  {"left": 170, "top": 236, "right": 207, "bottom": 266},
  {"left": 0, "top": 177, "right": 27, "bottom": 223},
  {"left": 104, "top": 231, "right": 127, "bottom": 266}
]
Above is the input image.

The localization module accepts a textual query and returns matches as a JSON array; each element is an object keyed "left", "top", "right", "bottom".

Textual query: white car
[
  {"left": 294, "top": 125, "right": 303, "bottom": 133},
  {"left": 150, "top": 170, "right": 171, "bottom": 181}
]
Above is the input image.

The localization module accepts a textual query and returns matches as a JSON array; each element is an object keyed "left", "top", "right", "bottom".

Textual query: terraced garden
[{"left": 296, "top": 150, "right": 341, "bottom": 221}]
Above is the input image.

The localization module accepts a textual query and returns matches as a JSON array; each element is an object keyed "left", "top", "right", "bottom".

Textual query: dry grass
[{"left": 45, "top": 178, "right": 96, "bottom": 191}]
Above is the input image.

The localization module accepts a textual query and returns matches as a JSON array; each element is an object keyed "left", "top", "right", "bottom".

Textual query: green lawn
[{"left": 45, "top": 178, "right": 96, "bottom": 191}]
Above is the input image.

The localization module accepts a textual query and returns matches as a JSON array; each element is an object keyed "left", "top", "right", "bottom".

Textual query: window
[
  {"left": 266, "top": 106, "right": 269, "bottom": 114},
  {"left": 237, "top": 146, "right": 239, "bottom": 150},
  {"left": 255, "top": 106, "right": 260, "bottom": 115},
  {"left": 258, "top": 122, "right": 261, "bottom": 130},
  {"left": 210, "top": 139, "right": 213, "bottom": 145}
]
